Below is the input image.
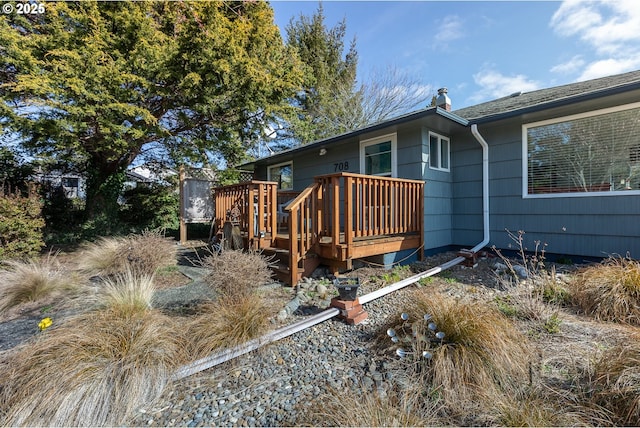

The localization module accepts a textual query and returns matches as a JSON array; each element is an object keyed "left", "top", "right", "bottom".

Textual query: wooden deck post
[
  {"left": 344, "top": 175, "right": 353, "bottom": 259},
  {"left": 179, "top": 166, "right": 187, "bottom": 245},
  {"left": 331, "top": 176, "right": 340, "bottom": 258}
]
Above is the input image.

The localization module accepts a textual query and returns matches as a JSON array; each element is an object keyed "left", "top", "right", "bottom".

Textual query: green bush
[
  {"left": 0, "top": 189, "right": 45, "bottom": 260},
  {"left": 119, "top": 183, "right": 179, "bottom": 231}
]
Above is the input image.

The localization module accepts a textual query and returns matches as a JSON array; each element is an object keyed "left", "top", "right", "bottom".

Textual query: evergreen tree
[
  {"left": 285, "top": 3, "right": 361, "bottom": 144},
  {"left": 0, "top": 1, "right": 301, "bottom": 225}
]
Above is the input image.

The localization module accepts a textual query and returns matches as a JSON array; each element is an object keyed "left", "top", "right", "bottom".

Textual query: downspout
[{"left": 470, "top": 123, "right": 490, "bottom": 253}]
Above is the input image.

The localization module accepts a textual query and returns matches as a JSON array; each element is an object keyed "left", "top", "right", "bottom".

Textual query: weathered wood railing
[
  {"left": 285, "top": 173, "right": 424, "bottom": 281},
  {"left": 212, "top": 180, "right": 278, "bottom": 246},
  {"left": 283, "top": 183, "right": 321, "bottom": 283}
]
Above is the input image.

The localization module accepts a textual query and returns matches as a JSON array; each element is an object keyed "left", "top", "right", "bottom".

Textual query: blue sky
[{"left": 270, "top": 0, "right": 640, "bottom": 109}]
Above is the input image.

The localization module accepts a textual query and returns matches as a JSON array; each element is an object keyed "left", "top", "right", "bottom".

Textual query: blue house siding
[{"left": 450, "top": 135, "right": 484, "bottom": 247}]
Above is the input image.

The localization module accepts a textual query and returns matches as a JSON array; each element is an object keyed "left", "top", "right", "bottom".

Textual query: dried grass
[
  {"left": 570, "top": 256, "right": 640, "bottom": 325},
  {"left": 91, "top": 268, "right": 156, "bottom": 316},
  {"left": 201, "top": 249, "right": 273, "bottom": 297},
  {"left": 382, "top": 290, "right": 534, "bottom": 410},
  {"left": 0, "top": 308, "right": 187, "bottom": 426},
  {"left": 77, "top": 230, "right": 177, "bottom": 277},
  {"left": 298, "top": 385, "right": 447, "bottom": 427},
  {"left": 0, "top": 253, "right": 84, "bottom": 314},
  {"left": 592, "top": 338, "right": 640, "bottom": 425},
  {"left": 185, "top": 292, "right": 276, "bottom": 359},
  {"left": 493, "top": 384, "right": 612, "bottom": 427}
]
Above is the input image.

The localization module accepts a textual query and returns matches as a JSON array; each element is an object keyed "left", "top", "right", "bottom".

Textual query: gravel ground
[{"left": 129, "top": 282, "right": 413, "bottom": 427}]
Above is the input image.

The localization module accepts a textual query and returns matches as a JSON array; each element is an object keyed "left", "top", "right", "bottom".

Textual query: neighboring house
[
  {"left": 218, "top": 70, "right": 640, "bottom": 284},
  {"left": 34, "top": 171, "right": 85, "bottom": 199}
]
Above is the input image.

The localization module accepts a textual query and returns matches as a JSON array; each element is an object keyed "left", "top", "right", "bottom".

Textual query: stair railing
[{"left": 283, "top": 182, "right": 321, "bottom": 283}]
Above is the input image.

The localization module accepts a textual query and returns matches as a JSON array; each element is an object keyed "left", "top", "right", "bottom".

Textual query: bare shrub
[
  {"left": 0, "top": 253, "right": 84, "bottom": 314},
  {"left": 77, "top": 230, "right": 177, "bottom": 277},
  {"left": 0, "top": 308, "right": 187, "bottom": 426},
  {"left": 380, "top": 290, "right": 534, "bottom": 411},
  {"left": 201, "top": 249, "right": 273, "bottom": 297},
  {"left": 570, "top": 255, "right": 640, "bottom": 325},
  {"left": 592, "top": 338, "right": 640, "bottom": 425},
  {"left": 185, "top": 292, "right": 276, "bottom": 359}
]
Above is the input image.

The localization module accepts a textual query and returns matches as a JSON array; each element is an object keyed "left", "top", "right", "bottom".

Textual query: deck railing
[
  {"left": 212, "top": 180, "right": 278, "bottom": 245},
  {"left": 285, "top": 172, "right": 424, "bottom": 277}
]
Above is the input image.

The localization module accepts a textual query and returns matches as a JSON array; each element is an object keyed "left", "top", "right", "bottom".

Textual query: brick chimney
[{"left": 436, "top": 87, "right": 451, "bottom": 111}]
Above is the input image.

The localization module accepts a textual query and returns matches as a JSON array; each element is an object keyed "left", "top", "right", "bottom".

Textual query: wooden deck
[{"left": 211, "top": 173, "right": 424, "bottom": 285}]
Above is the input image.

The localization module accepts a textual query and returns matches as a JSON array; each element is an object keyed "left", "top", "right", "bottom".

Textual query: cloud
[
  {"left": 577, "top": 57, "right": 640, "bottom": 81},
  {"left": 550, "top": 56, "right": 586, "bottom": 75},
  {"left": 550, "top": 0, "right": 640, "bottom": 79},
  {"left": 433, "top": 15, "right": 464, "bottom": 49},
  {"left": 469, "top": 68, "right": 542, "bottom": 103}
]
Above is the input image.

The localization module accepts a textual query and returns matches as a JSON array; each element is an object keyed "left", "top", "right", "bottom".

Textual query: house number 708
[{"left": 334, "top": 161, "right": 349, "bottom": 172}]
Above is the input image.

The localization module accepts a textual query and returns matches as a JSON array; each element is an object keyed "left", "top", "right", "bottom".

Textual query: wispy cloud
[
  {"left": 550, "top": 55, "right": 586, "bottom": 75},
  {"left": 433, "top": 15, "right": 464, "bottom": 49},
  {"left": 550, "top": 0, "right": 640, "bottom": 80},
  {"left": 469, "top": 67, "right": 541, "bottom": 103}
]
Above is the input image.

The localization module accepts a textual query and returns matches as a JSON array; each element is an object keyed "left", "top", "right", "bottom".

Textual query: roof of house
[{"left": 453, "top": 69, "right": 640, "bottom": 122}]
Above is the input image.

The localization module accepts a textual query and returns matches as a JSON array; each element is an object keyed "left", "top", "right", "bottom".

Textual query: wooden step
[{"left": 262, "top": 246, "right": 290, "bottom": 264}]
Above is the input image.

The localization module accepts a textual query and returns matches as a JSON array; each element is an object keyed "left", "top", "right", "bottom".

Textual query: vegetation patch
[
  {"left": 0, "top": 308, "right": 186, "bottom": 426},
  {"left": 201, "top": 249, "right": 274, "bottom": 298},
  {"left": 379, "top": 290, "right": 534, "bottom": 411},
  {"left": 77, "top": 230, "right": 177, "bottom": 277},
  {"left": 569, "top": 255, "right": 640, "bottom": 325},
  {"left": 593, "top": 339, "right": 640, "bottom": 425},
  {"left": 0, "top": 254, "right": 84, "bottom": 314}
]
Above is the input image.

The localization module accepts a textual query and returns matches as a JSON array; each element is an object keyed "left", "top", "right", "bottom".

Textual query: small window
[
  {"left": 62, "top": 177, "right": 79, "bottom": 188},
  {"left": 360, "top": 134, "right": 397, "bottom": 177},
  {"left": 268, "top": 162, "right": 293, "bottom": 190},
  {"left": 428, "top": 131, "right": 450, "bottom": 171}
]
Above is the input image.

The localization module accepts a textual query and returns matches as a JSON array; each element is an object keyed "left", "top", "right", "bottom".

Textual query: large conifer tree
[{"left": 0, "top": 1, "right": 301, "bottom": 223}]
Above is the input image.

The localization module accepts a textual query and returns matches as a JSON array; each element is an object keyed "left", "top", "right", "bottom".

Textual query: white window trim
[
  {"left": 522, "top": 101, "right": 640, "bottom": 199},
  {"left": 428, "top": 131, "right": 450, "bottom": 172},
  {"left": 267, "top": 160, "right": 293, "bottom": 190},
  {"left": 359, "top": 133, "right": 397, "bottom": 177}
]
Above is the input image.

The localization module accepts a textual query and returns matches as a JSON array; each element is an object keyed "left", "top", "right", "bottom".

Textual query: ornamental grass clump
[
  {"left": 202, "top": 249, "right": 273, "bottom": 298},
  {"left": 185, "top": 292, "right": 276, "bottom": 359},
  {"left": 380, "top": 291, "right": 533, "bottom": 410},
  {"left": 569, "top": 255, "right": 640, "bottom": 325},
  {"left": 0, "top": 254, "right": 83, "bottom": 314},
  {"left": 92, "top": 268, "right": 156, "bottom": 316},
  {"left": 592, "top": 339, "right": 640, "bottom": 425},
  {"left": 0, "top": 308, "right": 186, "bottom": 427},
  {"left": 77, "top": 230, "right": 177, "bottom": 277},
  {"left": 298, "top": 385, "right": 447, "bottom": 427},
  {"left": 493, "top": 386, "right": 610, "bottom": 427}
]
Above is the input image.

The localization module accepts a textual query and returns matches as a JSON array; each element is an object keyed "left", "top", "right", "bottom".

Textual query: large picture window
[
  {"left": 360, "top": 134, "right": 397, "bottom": 177},
  {"left": 268, "top": 161, "right": 293, "bottom": 190},
  {"left": 524, "top": 103, "right": 640, "bottom": 197}
]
